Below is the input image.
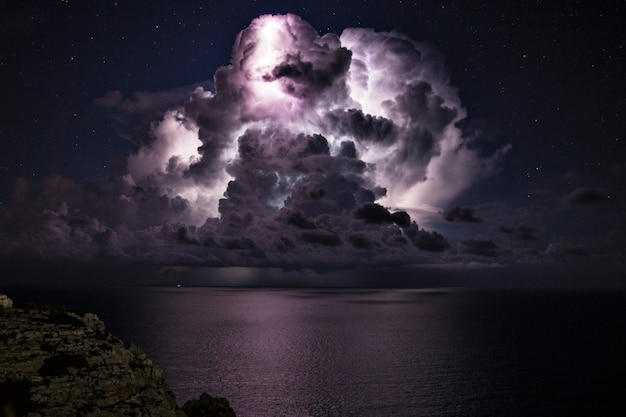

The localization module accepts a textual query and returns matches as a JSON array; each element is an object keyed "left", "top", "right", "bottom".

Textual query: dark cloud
[
  {"left": 284, "top": 211, "right": 317, "bottom": 230},
  {"left": 262, "top": 48, "right": 352, "bottom": 100},
  {"left": 442, "top": 206, "right": 482, "bottom": 223},
  {"left": 390, "top": 211, "right": 411, "bottom": 228},
  {"left": 498, "top": 225, "right": 539, "bottom": 241},
  {"left": 338, "top": 141, "right": 357, "bottom": 159},
  {"left": 407, "top": 228, "right": 450, "bottom": 252},
  {"left": 302, "top": 231, "right": 343, "bottom": 246},
  {"left": 323, "top": 109, "right": 396, "bottom": 144},
  {"left": 545, "top": 242, "right": 590, "bottom": 259},
  {"left": 461, "top": 239, "right": 499, "bottom": 257},
  {"left": 353, "top": 204, "right": 414, "bottom": 229},
  {"left": 175, "top": 227, "right": 199, "bottom": 245},
  {"left": 347, "top": 232, "right": 374, "bottom": 249},
  {"left": 354, "top": 203, "right": 393, "bottom": 224},
  {"left": 562, "top": 188, "right": 607, "bottom": 206},
  {"left": 222, "top": 237, "right": 256, "bottom": 250}
]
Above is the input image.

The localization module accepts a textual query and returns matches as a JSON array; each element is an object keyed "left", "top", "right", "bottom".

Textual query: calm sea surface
[{"left": 5, "top": 285, "right": 626, "bottom": 416}]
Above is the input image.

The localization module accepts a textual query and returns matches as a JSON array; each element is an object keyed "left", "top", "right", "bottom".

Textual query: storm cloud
[{"left": 0, "top": 14, "right": 509, "bottom": 267}]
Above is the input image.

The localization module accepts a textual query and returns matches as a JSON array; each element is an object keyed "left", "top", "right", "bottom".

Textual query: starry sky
[{"left": 0, "top": 0, "right": 624, "bottom": 281}]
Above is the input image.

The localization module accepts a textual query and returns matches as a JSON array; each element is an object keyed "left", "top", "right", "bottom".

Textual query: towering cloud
[
  {"left": 130, "top": 14, "right": 506, "bottom": 221},
  {"left": 1, "top": 14, "right": 509, "bottom": 266}
]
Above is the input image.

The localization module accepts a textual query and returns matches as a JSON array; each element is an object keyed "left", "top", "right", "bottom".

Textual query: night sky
[{"left": 1, "top": 1, "right": 624, "bottom": 282}]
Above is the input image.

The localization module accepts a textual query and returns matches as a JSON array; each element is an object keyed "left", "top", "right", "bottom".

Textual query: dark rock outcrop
[
  {"left": 182, "top": 393, "right": 237, "bottom": 417},
  {"left": 0, "top": 294, "right": 236, "bottom": 417}
]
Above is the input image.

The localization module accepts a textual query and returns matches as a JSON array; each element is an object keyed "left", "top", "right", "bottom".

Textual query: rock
[
  {"left": 0, "top": 297, "right": 237, "bottom": 417},
  {"left": 182, "top": 393, "right": 237, "bottom": 417},
  {"left": 0, "top": 293, "right": 13, "bottom": 309}
]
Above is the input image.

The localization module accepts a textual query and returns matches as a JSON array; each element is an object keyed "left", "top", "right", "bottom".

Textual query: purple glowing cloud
[
  {"left": 1, "top": 14, "right": 510, "bottom": 266},
  {"left": 127, "top": 14, "right": 508, "bottom": 223}
]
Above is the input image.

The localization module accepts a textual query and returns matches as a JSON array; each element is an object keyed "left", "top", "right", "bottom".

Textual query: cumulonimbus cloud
[
  {"left": 1, "top": 14, "right": 510, "bottom": 266},
  {"left": 126, "top": 14, "right": 508, "bottom": 222}
]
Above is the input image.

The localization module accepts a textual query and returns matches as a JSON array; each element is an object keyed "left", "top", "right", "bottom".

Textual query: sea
[{"left": 3, "top": 267, "right": 626, "bottom": 416}]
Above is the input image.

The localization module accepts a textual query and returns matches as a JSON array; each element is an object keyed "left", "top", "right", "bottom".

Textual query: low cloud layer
[{"left": 1, "top": 14, "right": 511, "bottom": 267}]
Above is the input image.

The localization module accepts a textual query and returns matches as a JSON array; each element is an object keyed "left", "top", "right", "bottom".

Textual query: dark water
[{"left": 4, "top": 286, "right": 626, "bottom": 416}]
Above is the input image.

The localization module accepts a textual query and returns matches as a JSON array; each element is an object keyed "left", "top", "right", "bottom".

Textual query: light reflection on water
[
  {"left": 4, "top": 284, "right": 626, "bottom": 416},
  {"left": 99, "top": 288, "right": 625, "bottom": 417}
]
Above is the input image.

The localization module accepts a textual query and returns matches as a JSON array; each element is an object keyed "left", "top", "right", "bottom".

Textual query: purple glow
[{"left": 128, "top": 14, "right": 508, "bottom": 223}]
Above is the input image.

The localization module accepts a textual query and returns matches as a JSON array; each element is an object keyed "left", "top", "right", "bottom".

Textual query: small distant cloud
[
  {"left": 498, "top": 225, "right": 539, "bottom": 241},
  {"left": 562, "top": 188, "right": 607, "bottom": 206},
  {"left": 442, "top": 206, "right": 482, "bottom": 223},
  {"left": 93, "top": 90, "right": 123, "bottom": 108}
]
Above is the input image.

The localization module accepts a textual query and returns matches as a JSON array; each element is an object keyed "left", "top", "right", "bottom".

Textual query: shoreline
[{"left": 0, "top": 294, "right": 236, "bottom": 417}]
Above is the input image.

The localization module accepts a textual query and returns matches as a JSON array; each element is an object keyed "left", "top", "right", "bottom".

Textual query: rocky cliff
[{"left": 0, "top": 294, "right": 236, "bottom": 417}]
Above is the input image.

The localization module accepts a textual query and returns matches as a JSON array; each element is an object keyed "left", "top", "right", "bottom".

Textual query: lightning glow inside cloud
[
  {"left": 2, "top": 14, "right": 510, "bottom": 266},
  {"left": 127, "top": 14, "right": 506, "bottom": 226}
]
